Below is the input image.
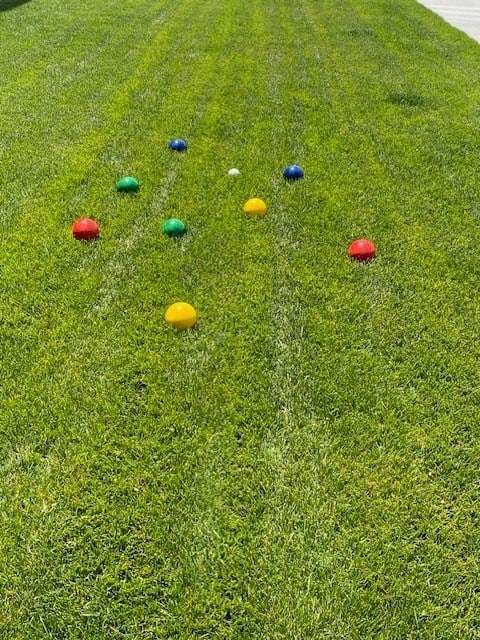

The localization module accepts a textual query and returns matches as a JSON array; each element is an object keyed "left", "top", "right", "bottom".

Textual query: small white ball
[{"left": 228, "top": 168, "right": 240, "bottom": 176}]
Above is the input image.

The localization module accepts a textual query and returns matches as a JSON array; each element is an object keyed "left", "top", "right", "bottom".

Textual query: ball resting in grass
[
  {"left": 165, "top": 302, "right": 197, "bottom": 330},
  {"left": 228, "top": 168, "right": 240, "bottom": 176},
  {"left": 72, "top": 217, "right": 99, "bottom": 240},
  {"left": 283, "top": 164, "right": 304, "bottom": 180},
  {"left": 348, "top": 238, "right": 376, "bottom": 261},
  {"left": 168, "top": 138, "right": 188, "bottom": 152},
  {"left": 116, "top": 176, "right": 139, "bottom": 193},
  {"left": 243, "top": 198, "right": 267, "bottom": 218},
  {"left": 162, "top": 218, "right": 186, "bottom": 238}
]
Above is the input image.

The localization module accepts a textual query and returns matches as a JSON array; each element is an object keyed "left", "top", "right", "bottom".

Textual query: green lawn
[{"left": 1, "top": 0, "right": 480, "bottom": 637}]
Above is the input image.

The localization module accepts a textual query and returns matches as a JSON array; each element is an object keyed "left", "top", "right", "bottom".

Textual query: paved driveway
[{"left": 417, "top": 0, "right": 480, "bottom": 42}]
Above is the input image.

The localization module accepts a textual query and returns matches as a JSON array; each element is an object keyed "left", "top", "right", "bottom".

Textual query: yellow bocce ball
[
  {"left": 165, "top": 302, "right": 198, "bottom": 330},
  {"left": 243, "top": 197, "right": 267, "bottom": 217}
]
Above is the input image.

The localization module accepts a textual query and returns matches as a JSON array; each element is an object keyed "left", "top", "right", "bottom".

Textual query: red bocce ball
[
  {"left": 348, "top": 238, "right": 376, "bottom": 261},
  {"left": 72, "top": 217, "right": 99, "bottom": 240}
]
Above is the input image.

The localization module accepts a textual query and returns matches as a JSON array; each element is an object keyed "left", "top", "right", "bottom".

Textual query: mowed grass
[{"left": 2, "top": 0, "right": 480, "bottom": 636}]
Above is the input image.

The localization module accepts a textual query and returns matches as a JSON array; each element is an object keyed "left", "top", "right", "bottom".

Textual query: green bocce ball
[
  {"left": 162, "top": 218, "right": 186, "bottom": 237},
  {"left": 116, "top": 176, "right": 139, "bottom": 193}
]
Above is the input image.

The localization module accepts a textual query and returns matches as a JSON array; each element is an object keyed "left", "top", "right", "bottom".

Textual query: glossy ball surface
[
  {"left": 116, "top": 176, "right": 139, "bottom": 193},
  {"left": 162, "top": 218, "right": 186, "bottom": 237},
  {"left": 168, "top": 139, "right": 188, "bottom": 152},
  {"left": 283, "top": 164, "right": 304, "bottom": 180},
  {"left": 348, "top": 239, "right": 376, "bottom": 261},
  {"left": 243, "top": 198, "right": 267, "bottom": 217},
  {"left": 72, "top": 218, "right": 99, "bottom": 240},
  {"left": 165, "top": 302, "right": 197, "bottom": 330}
]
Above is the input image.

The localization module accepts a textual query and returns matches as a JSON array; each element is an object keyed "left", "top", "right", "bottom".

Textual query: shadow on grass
[
  {"left": 0, "top": 0, "right": 31, "bottom": 10},
  {"left": 348, "top": 27, "right": 376, "bottom": 38},
  {"left": 387, "top": 93, "right": 427, "bottom": 108}
]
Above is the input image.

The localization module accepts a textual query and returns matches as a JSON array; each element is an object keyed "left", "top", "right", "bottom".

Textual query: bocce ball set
[{"left": 71, "top": 140, "right": 377, "bottom": 331}]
